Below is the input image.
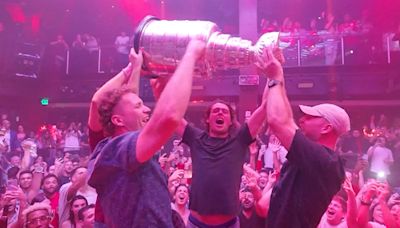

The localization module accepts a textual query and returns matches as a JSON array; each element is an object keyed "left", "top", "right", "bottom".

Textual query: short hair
[
  {"left": 70, "top": 166, "right": 87, "bottom": 179},
  {"left": 174, "top": 184, "right": 189, "bottom": 195},
  {"left": 98, "top": 86, "right": 135, "bottom": 136},
  {"left": 23, "top": 202, "right": 53, "bottom": 225},
  {"left": 332, "top": 195, "right": 347, "bottom": 212},
  {"left": 78, "top": 204, "right": 95, "bottom": 220},
  {"left": 19, "top": 170, "right": 33, "bottom": 179},
  {"left": 203, "top": 100, "right": 237, "bottom": 133},
  {"left": 41, "top": 174, "right": 59, "bottom": 187},
  {"left": 71, "top": 155, "right": 80, "bottom": 163}
]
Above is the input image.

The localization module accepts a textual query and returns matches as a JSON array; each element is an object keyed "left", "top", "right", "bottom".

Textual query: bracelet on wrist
[{"left": 360, "top": 196, "right": 373, "bottom": 206}]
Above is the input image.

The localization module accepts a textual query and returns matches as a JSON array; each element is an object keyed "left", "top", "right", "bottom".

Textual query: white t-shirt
[
  {"left": 115, "top": 35, "right": 130, "bottom": 54},
  {"left": 64, "top": 131, "right": 80, "bottom": 151},
  {"left": 317, "top": 213, "right": 348, "bottom": 228},
  {"left": 263, "top": 143, "right": 288, "bottom": 169},
  {"left": 369, "top": 146, "right": 394, "bottom": 174}
]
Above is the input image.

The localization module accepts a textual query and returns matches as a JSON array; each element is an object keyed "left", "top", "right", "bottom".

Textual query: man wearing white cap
[{"left": 258, "top": 47, "right": 350, "bottom": 228}]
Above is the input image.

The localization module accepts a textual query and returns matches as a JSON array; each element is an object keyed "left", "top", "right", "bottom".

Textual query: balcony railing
[
  {"left": 277, "top": 32, "right": 399, "bottom": 67},
  {"left": 55, "top": 32, "right": 400, "bottom": 75}
]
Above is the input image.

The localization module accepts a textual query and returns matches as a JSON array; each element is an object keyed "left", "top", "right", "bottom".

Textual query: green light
[{"left": 41, "top": 98, "right": 49, "bottom": 106}]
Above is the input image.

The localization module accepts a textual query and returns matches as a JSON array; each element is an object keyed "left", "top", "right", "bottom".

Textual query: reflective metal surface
[{"left": 134, "top": 16, "right": 279, "bottom": 78}]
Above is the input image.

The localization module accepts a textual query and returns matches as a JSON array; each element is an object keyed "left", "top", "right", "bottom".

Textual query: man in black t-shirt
[
  {"left": 175, "top": 37, "right": 283, "bottom": 228},
  {"left": 238, "top": 188, "right": 266, "bottom": 228},
  {"left": 259, "top": 47, "right": 350, "bottom": 228},
  {"left": 177, "top": 100, "right": 269, "bottom": 227}
]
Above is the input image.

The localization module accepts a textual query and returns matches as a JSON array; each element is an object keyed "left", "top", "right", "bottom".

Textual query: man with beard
[
  {"left": 41, "top": 174, "right": 60, "bottom": 228},
  {"left": 176, "top": 50, "right": 279, "bottom": 227},
  {"left": 177, "top": 100, "right": 268, "bottom": 227},
  {"left": 88, "top": 40, "right": 206, "bottom": 227},
  {"left": 238, "top": 188, "right": 266, "bottom": 228},
  {"left": 318, "top": 196, "right": 348, "bottom": 228}
]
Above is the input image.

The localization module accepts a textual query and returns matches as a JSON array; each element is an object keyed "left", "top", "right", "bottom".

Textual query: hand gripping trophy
[{"left": 133, "top": 16, "right": 280, "bottom": 78}]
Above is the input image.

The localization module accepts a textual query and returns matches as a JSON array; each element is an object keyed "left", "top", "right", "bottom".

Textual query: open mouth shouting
[
  {"left": 215, "top": 118, "right": 224, "bottom": 125},
  {"left": 176, "top": 193, "right": 187, "bottom": 204},
  {"left": 142, "top": 115, "right": 150, "bottom": 125}
]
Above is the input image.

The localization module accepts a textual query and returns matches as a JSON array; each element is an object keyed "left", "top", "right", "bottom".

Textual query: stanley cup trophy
[{"left": 134, "top": 16, "right": 280, "bottom": 78}]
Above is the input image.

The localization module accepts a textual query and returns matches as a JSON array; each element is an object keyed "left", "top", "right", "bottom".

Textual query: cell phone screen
[{"left": 6, "top": 179, "right": 18, "bottom": 191}]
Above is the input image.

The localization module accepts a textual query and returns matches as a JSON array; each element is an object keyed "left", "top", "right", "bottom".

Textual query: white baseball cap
[{"left": 299, "top": 103, "right": 351, "bottom": 136}]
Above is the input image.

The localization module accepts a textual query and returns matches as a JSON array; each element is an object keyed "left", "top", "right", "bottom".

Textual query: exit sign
[{"left": 41, "top": 98, "right": 49, "bottom": 106}]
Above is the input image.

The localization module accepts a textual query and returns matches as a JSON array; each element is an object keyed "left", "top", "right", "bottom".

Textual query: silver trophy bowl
[{"left": 134, "top": 16, "right": 280, "bottom": 78}]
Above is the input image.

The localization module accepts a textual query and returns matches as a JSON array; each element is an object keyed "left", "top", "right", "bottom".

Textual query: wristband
[{"left": 360, "top": 197, "right": 372, "bottom": 206}]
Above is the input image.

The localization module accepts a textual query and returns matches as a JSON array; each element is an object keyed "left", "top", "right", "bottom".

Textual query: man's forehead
[
  {"left": 120, "top": 92, "right": 144, "bottom": 106},
  {"left": 123, "top": 92, "right": 141, "bottom": 100},
  {"left": 29, "top": 209, "right": 48, "bottom": 217},
  {"left": 45, "top": 177, "right": 57, "bottom": 182},
  {"left": 211, "top": 103, "right": 229, "bottom": 110}
]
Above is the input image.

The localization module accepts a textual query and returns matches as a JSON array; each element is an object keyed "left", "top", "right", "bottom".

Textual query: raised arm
[
  {"left": 27, "top": 167, "right": 45, "bottom": 203},
  {"left": 136, "top": 40, "right": 205, "bottom": 163},
  {"left": 260, "top": 47, "right": 298, "bottom": 150},
  {"left": 148, "top": 77, "right": 188, "bottom": 138},
  {"left": 66, "top": 174, "right": 86, "bottom": 201},
  {"left": 88, "top": 48, "right": 143, "bottom": 132},
  {"left": 176, "top": 119, "right": 189, "bottom": 137},
  {"left": 377, "top": 183, "right": 398, "bottom": 228},
  {"left": 243, "top": 164, "right": 268, "bottom": 217},
  {"left": 20, "top": 146, "right": 31, "bottom": 171},
  {"left": 356, "top": 181, "right": 378, "bottom": 228},
  {"left": 342, "top": 175, "right": 358, "bottom": 228},
  {"left": 246, "top": 84, "right": 268, "bottom": 138}
]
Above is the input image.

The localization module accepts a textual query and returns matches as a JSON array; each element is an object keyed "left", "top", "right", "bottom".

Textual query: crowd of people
[
  {"left": 259, "top": 11, "right": 400, "bottom": 65},
  {"left": 0, "top": 39, "right": 400, "bottom": 228},
  {"left": 46, "top": 31, "right": 131, "bottom": 75},
  {"left": 2, "top": 9, "right": 400, "bottom": 78},
  {"left": 43, "top": 11, "right": 400, "bottom": 73},
  {"left": 259, "top": 11, "right": 375, "bottom": 36}
]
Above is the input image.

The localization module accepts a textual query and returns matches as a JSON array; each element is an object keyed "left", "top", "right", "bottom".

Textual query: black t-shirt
[
  {"left": 182, "top": 123, "right": 253, "bottom": 216},
  {"left": 267, "top": 130, "right": 345, "bottom": 228},
  {"left": 239, "top": 209, "right": 266, "bottom": 228}
]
